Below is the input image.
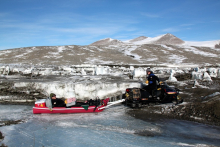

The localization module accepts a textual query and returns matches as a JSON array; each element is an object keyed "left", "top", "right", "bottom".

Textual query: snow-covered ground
[
  {"left": 0, "top": 64, "right": 219, "bottom": 100},
  {"left": 183, "top": 40, "right": 220, "bottom": 48}
]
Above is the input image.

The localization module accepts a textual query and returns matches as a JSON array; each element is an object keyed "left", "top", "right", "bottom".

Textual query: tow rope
[{"left": 99, "top": 99, "right": 125, "bottom": 110}]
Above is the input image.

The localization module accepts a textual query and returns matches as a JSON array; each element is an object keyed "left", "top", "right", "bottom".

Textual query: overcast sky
[{"left": 0, "top": 0, "right": 220, "bottom": 50}]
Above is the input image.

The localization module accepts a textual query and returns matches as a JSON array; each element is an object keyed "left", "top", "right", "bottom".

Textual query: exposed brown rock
[
  {"left": 129, "top": 36, "right": 148, "bottom": 42},
  {"left": 154, "top": 33, "right": 185, "bottom": 45},
  {"left": 215, "top": 42, "right": 220, "bottom": 48},
  {"left": 90, "top": 38, "right": 123, "bottom": 46}
]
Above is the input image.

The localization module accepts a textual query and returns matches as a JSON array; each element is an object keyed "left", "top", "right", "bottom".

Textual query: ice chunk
[{"left": 203, "top": 72, "right": 212, "bottom": 81}]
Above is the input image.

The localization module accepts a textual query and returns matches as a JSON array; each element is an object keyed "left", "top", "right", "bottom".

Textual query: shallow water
[{"left": 0, "top": 104, "right": 220, "bottom": 147}]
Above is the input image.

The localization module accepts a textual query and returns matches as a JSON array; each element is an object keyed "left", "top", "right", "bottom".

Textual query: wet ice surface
[
  {"left": 0, "top": 105, "right": 32, "bottom": 121},
  {"left": 0, "top": 105, "right": 220, "bottom": 147}
]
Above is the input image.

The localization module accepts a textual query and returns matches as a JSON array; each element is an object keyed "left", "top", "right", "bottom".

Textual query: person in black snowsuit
[
  {"left": 50, "top": 93, "right": 66, "bottom": 107},
  {"left": 144, "top": 69, "right": 160, "bottom": 96}
]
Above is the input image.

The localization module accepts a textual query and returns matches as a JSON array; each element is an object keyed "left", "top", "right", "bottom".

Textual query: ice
[
  {"left": 133, "top": 68, "right": 146, "bottom": 78},
  {"left": 22, "top": 67, "right": 33, "bottom": 74},
  {"left": 191, "top": 67, "right": 214, "bottom": 81},
  {"left": 2, "top": 64, "right": 219, "bottom": 100},
  {"left": 95, "top": 66, "right": 109, "bottom": 75},
  {"left": 203, "top": 72, "right": 212, "bottom": 81},
  {"left": 0, "top": 65, "right": 10, "bottom": 75},
  {"left": 1, "top": 105, "right": 220, "bottom": 147},
  {"left": 168, "top": 74, "right": 177, "bottom": 82},
  {"left": 218, "top": 69, "right": 220, "bottom": 78},
  {"left": 203, "top": 92, "right": 220, "bottom": 100},
  {"left": 12, "top": 76, "right": 140, "bottom": 99},
  {"left": 208, "top": 68, "right": 218, "bottom": 77},
  {"left": 0, "top": 105, "right": 32, "bottom": 121}
]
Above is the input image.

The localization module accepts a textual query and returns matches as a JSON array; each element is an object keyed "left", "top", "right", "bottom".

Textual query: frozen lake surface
[{"left": 0, "top": 104, "right": 220, "bottom": 147}]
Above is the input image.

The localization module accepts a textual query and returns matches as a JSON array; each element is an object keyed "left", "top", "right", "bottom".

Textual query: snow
[
  {"left": 14, "top": 50, "right": 33, "bottom": 58},
  {"left": 192, "top": 71, "right": 203, "bottom": 80},
  {"left": 123, "top": 34, "right": 219, "bottom": 48},
  {"left": 160, "top": 45, "right": 175, "bottom": 50},
  {"left": 133, "top": 68, "right": 146, "bottom": 78},
  {"left": 129, "top": 34, "right": 166, "bottom": 45},
  {"left": 203, "top": 92, "right": 220, "bottom": 99},
  {"left": 167, "top": 69, "right": 177, "bottom": 82},
  {"left": 1, "top": 64, "right": 220, "bottom": 100},
  {"left": 57, "top": 46, "right": 65, "bottom": 52},
  {"left": 124, "top": 45, "right": 142, "bottom": 60},
  {"left": 192, "top": 67, "right": 220, "bottom": 80},
  {"left": 99, "top": 38, "right": 114, "bottom": 42},
  {"left": 208, "top": 68, "right": 218, "bottom": 77},
  {"left": 183, "top": 46, "right": 218, "bottom": 57},
  {"left": 168, "top": 54, "right": 187, "bottom": 64},
  {"left": 12, "top": 74, "right": 140, "bottom": 99},
  {"left": 95, "top": 66, "right": 109, "bottom": 75},
  {"left": 146, "top": 57, "right": 158, "bottom": 61},
  {"left": 203, "top": 72, "right": 212, "bottom": 81},
  {"left": 184, "top": 40, "right": 220, "bottom": 48}
]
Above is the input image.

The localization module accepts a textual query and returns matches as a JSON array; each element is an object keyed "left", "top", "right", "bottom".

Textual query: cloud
[
  {"left": 50, "top": 26, "right": 121, "bottom": 35},
  {"left": 141, "top": 13, "right": 160, "bottom": 18},
  {"left": 162, "top": 28, "right": 179, "bottom": 32},
  {"left": 180, "top": 24, "right": 194, "bottom": 26}
]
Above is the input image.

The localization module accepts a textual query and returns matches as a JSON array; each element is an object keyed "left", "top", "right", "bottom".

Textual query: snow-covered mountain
[
  {"left": 127, "top": 36, "right": 148, "bottom": 43},
  {"left": 123, "top": 33, "right": 220, "bottom": 48},
  {"left": 90, "top": 38, "right": 123, "bottom": 46},
  {"left": 0, "top": 33, "right": 219, "bottom": 66},
  {"left": 125, "top": 33, "right": 184, "bottom": 45}
]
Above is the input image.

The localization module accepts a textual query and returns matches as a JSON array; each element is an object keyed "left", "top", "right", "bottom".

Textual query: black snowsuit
[
  {"left": 51, "top": 98, "right": 66, "bottom": 107},
  {"left": 144, "top": 72, "right": 160, "bottom": 95}
]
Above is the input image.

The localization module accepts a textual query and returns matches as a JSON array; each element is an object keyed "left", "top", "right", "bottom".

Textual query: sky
[{"left": 0, "top": 0, "right": 220, "bottom": 50}]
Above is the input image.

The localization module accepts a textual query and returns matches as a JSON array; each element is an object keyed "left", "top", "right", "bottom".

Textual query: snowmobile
[{"left": 124, "top": 81, "right": 182, "bottom": 108}]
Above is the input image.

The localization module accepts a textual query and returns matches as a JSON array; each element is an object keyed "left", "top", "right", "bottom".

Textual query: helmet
[
  {"left": 146, "top": 68, "right": 152, "bottom": 72},
  {"left": 146, "top": 68, "right": 153, "bottom": 75}
]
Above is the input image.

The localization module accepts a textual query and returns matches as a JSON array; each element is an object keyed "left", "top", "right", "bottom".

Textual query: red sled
[{"left": 33, "top": 98, "right": 110, "bottom": 114}]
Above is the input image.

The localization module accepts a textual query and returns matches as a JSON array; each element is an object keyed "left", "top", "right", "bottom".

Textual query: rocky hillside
[
  {"left": 153, "top": 33, "right": 185, "bottom": 45},
  {"left": 90, "top": 38, "right": 123, "bottom": 46},
  {"left": 126, "top": 33, "right": 185, "bottom": 45},
  {"left": 128, "top": 36, "right": 148, "bottom": 43},
  {"left": 0, "top": 34, "right": 219, "bottom": 66},
  {"left": 215, "top": 42, "right": 220, "bottom": 48}
]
